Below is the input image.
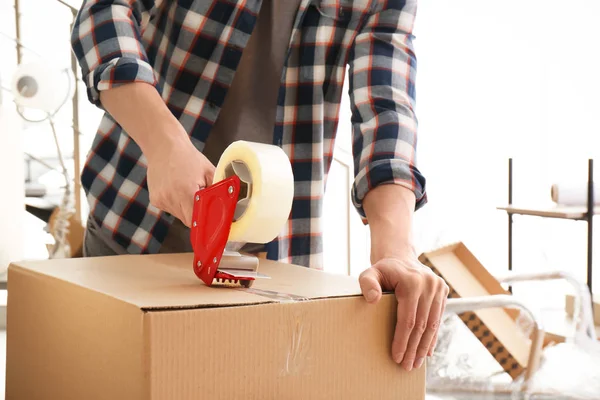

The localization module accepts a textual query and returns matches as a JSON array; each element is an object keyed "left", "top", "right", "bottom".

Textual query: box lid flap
[{"left": 9, "top": 253, "right": 362, "bottom": 310}]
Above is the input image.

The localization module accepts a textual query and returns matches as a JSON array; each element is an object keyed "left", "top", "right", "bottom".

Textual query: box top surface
[{"left": 9, "top": 253, "right": 362, "bottom": 310}]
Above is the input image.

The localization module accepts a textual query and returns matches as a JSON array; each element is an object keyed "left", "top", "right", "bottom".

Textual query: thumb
[
  {"left": 359, "top": 267, "right": 383, "bottom": 304},
  {"left": 204, "top": 170, "right": 214, "bottom": 187}
]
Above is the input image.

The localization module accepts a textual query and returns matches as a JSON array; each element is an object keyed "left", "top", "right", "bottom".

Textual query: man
[{"left": 71, "top": 0, "right": 449, "bottom": 372}]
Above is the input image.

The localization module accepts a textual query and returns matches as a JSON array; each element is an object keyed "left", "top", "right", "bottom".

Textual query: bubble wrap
[{"left": 427, "top": 310, "right": 600, "bottom": 399}]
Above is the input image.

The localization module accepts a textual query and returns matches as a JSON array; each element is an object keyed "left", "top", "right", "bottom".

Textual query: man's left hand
[{"left": 359, "top": 252, "right": 449, "bottom": 371}]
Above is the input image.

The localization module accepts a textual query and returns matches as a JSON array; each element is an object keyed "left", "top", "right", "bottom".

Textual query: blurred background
[{"left": 1, "top": 0, "right": 600, "bottom": 398}]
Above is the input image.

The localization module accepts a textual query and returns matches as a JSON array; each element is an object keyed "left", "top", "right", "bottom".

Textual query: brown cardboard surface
[
  {"left": 10, "top": 253, "right": 362, "bottom": 310},
  {"left": 6, "top": 253, "right": 425, "bottom": 400},
  {"left": 146, "top": 297, "right": 423, "bottom": 399},
  {"left": 6, "top": 261, "right": 145, "bottom": 400},
  {"left": 419, "top": 242, "right": 534, "bottom": 379}
]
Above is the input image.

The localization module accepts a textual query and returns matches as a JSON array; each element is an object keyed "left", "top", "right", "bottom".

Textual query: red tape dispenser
[{"left": 189, "top": 141, "right": 294, "bottom": 288}]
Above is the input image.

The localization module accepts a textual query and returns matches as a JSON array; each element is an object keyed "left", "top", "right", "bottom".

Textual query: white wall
[
  {"left": 407, "top": 0, "right": 600, "bottom": 305},
  {"left": 322, "top": 0, "right": 600, "bottom": 307},
  {"left": 0, "top": 99, "right": 24, "bottom": 271}
]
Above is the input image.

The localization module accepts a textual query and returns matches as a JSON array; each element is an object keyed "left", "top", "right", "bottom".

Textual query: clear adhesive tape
[{"left": 213, "top": 140, "right": 294, "bottom": 243}]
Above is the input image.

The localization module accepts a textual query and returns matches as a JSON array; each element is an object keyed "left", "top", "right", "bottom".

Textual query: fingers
[
  {"left": 428, "top": 330, "right": 438, "bottom": 357},
  {"left": 181, "top": 176, "right": 212, "bottom": 227},
  {"left": 408, "top": 289, "right": 445, "bottom": 370},
  {"left": 390, "top": 266, "right": 449, "bottom": 371},
  {"left": 145, "top": 140, "right": 216, "bottom": 227},
  {"left": 399, "top": 285, "right": 434, "bottom": 371},
  {"left": 205, "top": 168, "right": 215, "bottom": 186},
  {"left": 392, "top": 290, "right": 419, "bottom": 365},
  {"left": 428, "top": 295, "right": 446, "bottom": 356},
  {"left": 179, "top": 185, "right": 197, "bottom": 228},
  {"left": 359, "top": 267, "right": 383, "bottom": 303}
]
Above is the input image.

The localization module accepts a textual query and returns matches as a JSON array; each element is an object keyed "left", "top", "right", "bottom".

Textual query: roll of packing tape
[
  {"left": 213, "top": 141, "right": 294, "bottom": 243},
  {"left": 551, "top": 183, "right": 600, "bottom": 206},
  {"left": 11, "top": 61, "right": 74, "bottom": 113}
]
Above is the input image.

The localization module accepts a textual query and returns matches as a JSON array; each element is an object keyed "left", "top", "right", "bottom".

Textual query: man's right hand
[
  {"left": 146, "top": 137, "right": 215, "bottom": 227},
  {"left": 99, "top": 83, "right": 215, "bottom": 226}
]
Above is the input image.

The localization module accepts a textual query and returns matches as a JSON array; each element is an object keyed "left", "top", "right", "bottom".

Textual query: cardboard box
[
  {"left": 418, "top": 242, "right": 540, "bottom": 380},
  {"left": 6, "top": 253, "right": 424, "bottom": 400},
  {"left": 565, "top": 292, "right": 600, "bottom": 326},
  {"left": 549, "top": 293, "right": 600, "bottom": 342},
  {"left": 542, "top": 313, "right": 600, "bottom": 343}
]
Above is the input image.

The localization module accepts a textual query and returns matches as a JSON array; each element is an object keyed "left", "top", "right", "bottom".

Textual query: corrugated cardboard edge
[
  {"left": 6, "top": 262, "right": 364, "bottom": 313},
  {"left": 419, "top": 242, "right": 525, "bottom": 379},
  {"left": 6, "top": 254, "right": 365, "bottom": 311},
  {"left": 141, "top": 293, "right": 365, "bottom": 312},
  {"left": 3, "top": 263, "right": 260, "bottom": 312}
]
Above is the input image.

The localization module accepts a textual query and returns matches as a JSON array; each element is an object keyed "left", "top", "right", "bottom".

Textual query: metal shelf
[
  {"left": 497, "top": 204, "right": 600, "bottom": 221},
  {"left": 498, "top": 158, "right": 595, "bottom": 297}
]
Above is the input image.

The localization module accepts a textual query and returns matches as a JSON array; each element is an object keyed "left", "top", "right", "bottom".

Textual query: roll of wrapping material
[
  {"left": 11, "top": 61, "right": 74, "bottom": 114},
  {"left": 0, "top": 104, "right": 25, "bottom": 272},
  {"left": 551, "top": 183, "right": 600, "bottom": 206},
  {"left": 213, "top": 140, "right": 294, "bottom": 243}
]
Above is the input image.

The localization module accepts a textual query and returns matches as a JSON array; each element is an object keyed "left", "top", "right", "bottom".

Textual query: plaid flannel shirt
[{"left": 71, "top": 0, "right": 427, "bottom": 269}]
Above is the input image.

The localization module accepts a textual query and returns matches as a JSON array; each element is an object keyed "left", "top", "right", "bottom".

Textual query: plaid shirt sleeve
[
  {"left": 70, "top": 0, "right": 159, "bottom": 107},
  {"left": 348, "top": 0, "right": 427, "bottom": 219}
]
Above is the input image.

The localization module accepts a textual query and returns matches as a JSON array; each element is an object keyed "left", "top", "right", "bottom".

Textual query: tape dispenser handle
[{"left": 190, "top": 174, "right": 241, "bottom": 286}]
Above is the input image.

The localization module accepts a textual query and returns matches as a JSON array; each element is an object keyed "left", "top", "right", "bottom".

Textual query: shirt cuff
[
  {"left": 85, "top": 57, "right": 158, "bottom": 108},
  {"left": 351, "top": 158, "right": 427, "bottom": 223}
]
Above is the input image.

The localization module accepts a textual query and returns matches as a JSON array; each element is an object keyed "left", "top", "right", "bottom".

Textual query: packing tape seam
[
  {"left": 282, "top": 309, "right": 309, "bottom": 377},
  {"left": 239, "top": 287, "right": 310, "bottom": 376},
  {"left": 241, "top": 287, "right": 310, "bottom": 303}
]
